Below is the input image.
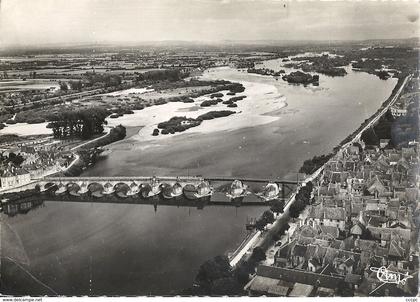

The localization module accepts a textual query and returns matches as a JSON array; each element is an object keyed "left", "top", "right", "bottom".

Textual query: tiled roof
[
  {"left": 277, "top": 242, "right": 293, "bottom": 259},
  {"left": 256, "top": 265, "right": 344, "bottom": 289},
  {"left": 299, "top": 225, "right": 318, "bottom": 238},
  {"left": 314, "top": 246, "right": 328, "bottom": 263},
  {"left": 308, "top": 205, "right": 346, "bottom": 221},
  {"left": 367, "top": 226, "right": 411, "bottom": 242},
  {"left": 0, "top": 170, "right": 14, "bottom": 177},
  {"left": 247, "top": 276, "right": 291, "bottom": 296},
  {"left": 405, "top": 188, "right": 418, "bottom": 202},
  {"left": 319, "top": 225, "right": 340, "bottom": 239},
  {"left": 305, "top": 244, "right": 318, "bottom": 261},
  {"left": 323, "top": 248, "right": 339, "bottom": 264},
  {"left": 308, "top": 205, "right": 323, "bottom": 219},
  {"left": 324, "top": 207, "right": 346, "bottom": 220},
  {"left": 342, "top": 236, "right": 355, "bottom": 251},
  {"left": 389, "top": 240, "right": 405, "bottom": 258},
  {"left": 355, "top": 239, "right": 377, "bottom": 252},
  {"left": 350, "top": 223, "right": 364, "bottom": 236},
  {"left": 308, "top": 257, "right": 321, "bottom": 267},
  {"left": 293, "top": 244, "right": 307, "bottom": 258},
  {"left": 351, "top": 203, "right": 363, "bottom": 215},
  {"left": 344, "top": 273, "right": 362, "bottom": 284},
  {"left": 289, "top": 282, "right": 314, "bottom": 297}
]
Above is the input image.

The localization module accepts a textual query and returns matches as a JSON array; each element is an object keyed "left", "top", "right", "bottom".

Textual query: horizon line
[{"left": 1, "top": 37, "right": 418, "bottom": 50}]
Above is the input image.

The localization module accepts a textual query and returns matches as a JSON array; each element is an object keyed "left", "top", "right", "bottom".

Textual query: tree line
[
  {"left": 47, "top": 107, "right": 108, "bottom": 139},
  {"left": 289, "top": 181, "right": 314, "bottom": 219},
  {"left": 135, "top": 69, "right": 189, "bottom": 82}
]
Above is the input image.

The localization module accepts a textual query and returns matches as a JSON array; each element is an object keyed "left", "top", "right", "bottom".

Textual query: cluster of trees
[
  {"left": 361, "top": 110, "right": 395, "bottom": 146},
  {"left": 228, "top": 83, "right": 245, "bottom": 94},
  {"left": 285, "top": 55, "right": 348, "bottom": 77},
  {"left": 210, "top": 93, "right": 223, "bottom": 98},
  {"left": 58, "top": 74, "right": 122, "bottom": 92},
  {"left": 376, "top": 70, "right": 391, "bottom": 80},
  {"left": 200, "top": 93, "right": 246, "bottom": 107},
  {"left": 0, "top": 152, "right": 24, "bottom": 167},
  {"left": 200, "top": 99, "right": 221, "bottom": 107},
  {"left": 197, "top": 110, "right": 235, "bottom": 121},
  {"left": 109, "top": 108, "right": 134, "bottom": 118},
  {"left": 223, "top": 95, "right": 247, "bottom": 107},
  {"left": 84, "top": 72, "right": 122, "bottom": 88},
  {"left": 247, "top": 68, "right": 285, "bottom": 77},
  {"left": 80, "top": 125, "right": 126, "bottom": 150},
  {"left": 270, "top": 200, "right": 285, "bottom": 215},
  {"left": 153, "top": 111, "right": 236, "bottom": 136},
  {"left": 135, "top": 69, "right": 189, "bottom": 82},
  {"left": 69, "top": 80, "right": 83, "bottom": 91},
  {"left": 289, "top": 182, "right": 314, "bottom": 219},
  {"left": 59, "top": 81, "right": 68, "bottom": 91},
  {"left": 14, "top": 110, "right": 46, "bottom": 124},
  {"left": 282, "top": 71, "right": 319, "bottom": 85},
  {"left": 353, "top": 59, "right": 392, "bottom": 79},
  {"left": 255, "top": 210, "right": 275, "bottom": 231},
  {"left": 156, "top": 116, "right": 201, "bottom": 135},
  {"left": 188, "top": 245, "right": 270, "bottom": 296},
  {"left": 192, "top": 255, "right": 239, "bottom": 295},
  {"left": 299, "top": 153, "right": 333, "bottom": 175},
  {"left": 272, "top": 223, "right": 291, "bottom": 242},
  {"left": 341, "top": 46, "right": 418, "bottom": 78},
  {"left": 229, "top": 96, "right": 246, "bottom": 102},
  {"left": 47, "top": 107, "right": 108, "bottom": 139}
]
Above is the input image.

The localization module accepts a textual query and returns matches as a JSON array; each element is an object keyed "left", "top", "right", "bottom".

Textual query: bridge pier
[
  {"left": 78, "top": 182, "right": 89, "bottom": 194},
  {"left": 127, "top": 182, "right": 140, "bottom": 196},
  {"left": 103, "top": 182, "right": 116, "bottom": 195},
  {"left": 33, "top": 176, "right": 298, "bottom": 202}
]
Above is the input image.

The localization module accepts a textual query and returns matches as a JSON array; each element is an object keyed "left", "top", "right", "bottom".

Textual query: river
[{"left": 1, "top": 58, "right": 397, "bottom": 295}]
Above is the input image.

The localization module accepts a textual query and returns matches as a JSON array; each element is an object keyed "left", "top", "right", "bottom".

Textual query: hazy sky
[{"left": 0, "top": 0, "right": 418, "bottom": 46}]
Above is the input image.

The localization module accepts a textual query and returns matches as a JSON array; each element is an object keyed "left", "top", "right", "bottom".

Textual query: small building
[
  {"left": 390, "top": 106, "right": 407, "bottom": 117},
  {"left": 379, "top": 139, "right": 390, "bottom": 149},
  {"left": 244, "top": 276, "right": 291, "bottom": 296},
  {"left": 306, "top": 205, "right": 346, "bottom": 231},
  {"left": 0, "top": 168, "right": 31, "bottom": 190}
]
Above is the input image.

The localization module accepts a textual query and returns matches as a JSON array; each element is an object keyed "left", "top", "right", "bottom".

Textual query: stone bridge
[{"left": 35, "top": 176, "right": 299, "bottom": 201}]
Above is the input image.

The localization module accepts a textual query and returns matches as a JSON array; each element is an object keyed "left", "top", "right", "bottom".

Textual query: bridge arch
[
  {"left": 67, "top": 182, "right": 81, "bottom": 195},
  {"left": 44, "top": 182, "right": 58, "bottom": 194},
  {"left": 37, "top": 182, "right": 58, "bottom": 193},
  {"left": 88, "top": 182, "right": 104, "bottom": 195},
  {"left": 183, "top": 183, "right": 198, "bottom": 200},
  {"left": 114, "top": 182, "right": 130, "bottom": 198},
  {"left": 54, "top": 183, "right": 68, "bottom": 195},
  {"left": 139, "top": 182, "right": 161, "bottom": 199}
]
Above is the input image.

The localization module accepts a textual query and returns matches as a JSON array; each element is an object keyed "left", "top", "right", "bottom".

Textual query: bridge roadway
[
  {"left": 37, "top": 176, "right": 298, "bottom": 198},
  {"left": 41, "top": 176, "right": 298, "bottom": 185}
]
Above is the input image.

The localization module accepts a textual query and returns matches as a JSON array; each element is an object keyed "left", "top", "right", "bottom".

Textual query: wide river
[{"left": 1, "top": 59, "right": 397, "bottom": 295}]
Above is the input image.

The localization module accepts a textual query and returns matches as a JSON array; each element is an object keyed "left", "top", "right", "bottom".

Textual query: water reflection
[
  {"left": 2, "top": 199, "right": 45, "bottom": 217},
  {"left": 1, "top": 188, "right": 281, "bottom": 218}
]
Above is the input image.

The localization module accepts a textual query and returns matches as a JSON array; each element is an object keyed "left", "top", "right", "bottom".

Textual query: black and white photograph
[{"left": 0, "top": 0, "right": 419, "bottom": 298}]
